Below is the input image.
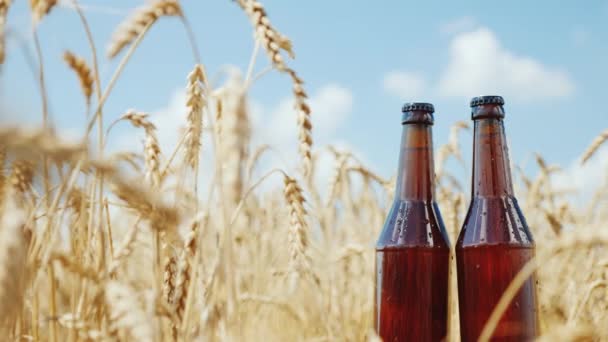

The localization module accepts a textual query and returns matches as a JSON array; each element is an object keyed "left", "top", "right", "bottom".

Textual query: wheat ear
[
  {"left": 288, "top": 69, "right": 313, "bottom": 176},
  {"left": 184, "top": 64, "right": 207, "bottom": 169},
  {"left": 29, "top": 0, "right": 57, "bottom": 24},
  {"left": 0, "top": 0, "right": 11, "bottom": 64},
  {"left": 63, "top": 51, "right": 94, "bottom": 105},
  {"left": 106, "top": 0, "right": 182, "bottom": 58},
  {"left": 122, "top": 110, "right": 161, "bottom": 187},
  {"left": 163, "top": 247, "right": 177, "bottom": 305},
  {"left": 173, "top": 223, "right": 198, "bottom": 321},
  {"left": 283, "top": 175, "right": 311, "bottom": 282},
  {"left": 237, "top": 0, "right": 312, "bottom": 175},
  {"left": 9, "top": 159, "right": 34, "bottom": 199},
  {"left": 581, "top": 129, "right": 608, "bottom": 164}
]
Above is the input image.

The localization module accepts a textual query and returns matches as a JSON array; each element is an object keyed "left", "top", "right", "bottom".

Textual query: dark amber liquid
[
  {"left": 456, "top": 244, "right": 537, "bottom": 342},
  {"left": 456, "top": 111, "right": 539, "bottom": 341},
  {"left": 375, "top": 115, "right": 450, "bottom": 342},
  {"left": 376, "top": 246, "right": 449, "bottom": 341}
]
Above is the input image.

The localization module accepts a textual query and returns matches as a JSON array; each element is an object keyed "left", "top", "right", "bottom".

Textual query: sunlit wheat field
[{"left": 0, "top": 1, "right": 606, "bottom": 341}]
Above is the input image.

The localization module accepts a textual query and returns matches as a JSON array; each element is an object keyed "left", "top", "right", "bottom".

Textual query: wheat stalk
[
  {"left": 237, "top": 0, "right": 294, "bottom": 70},
  {"left": 9, "top": 159, "right": 34, "bottom": 199},
  {"left": 581, "top": 128, "right": 608, "bottom": 164},
  {"left": 110, "top": 176, "right": 178, "bottom": 231},
  {"left": 173, "top": 222, "right": 198, "bottom": 322},
  {"left": 106, "top": 0, "right": 182, "bottom": 58},
  {"left": 215, "top": 73, "right": 250, "bottom": 206},
  {"left": 29, "top": 0, "right": 57, "bottom": 24},
  {"left": 283, "top": 174, "right": 312, "bottom": 286},
  {"left": 50, "top": 253, "right": 99, "bottom": 281},
  {"left": 0, "top": 0, "right": 11, "bottom": 64},
  {"left": 121, "top": 110, "right": 161, "bottom": 187},
  {"left": 184, "top": 64, "right": 207, "bottom": 169},
  {"left": 63, "top": 51, "right": 94, "bottom": 105},
  {"left": 163, "top": 250, "right": 177, "bottom": 304},
  {"left": 288, "top": 69, "right": 313, "bottom": 176},
  {"left": 236, "top": 1, "right": 312, "bottom": 175},
  {"left": 326, "top": 153, "right": 348, "bottom": 206},
  {"left": 0, "top": 127, "right": 87, "bottom": 162}
]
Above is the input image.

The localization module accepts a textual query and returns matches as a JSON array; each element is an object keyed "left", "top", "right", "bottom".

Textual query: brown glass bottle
[
  {"left": 375, "top": 103, "right": 451, "bottom": 342},
  {"left": 456, "top": 96, "right": 538, "bottom": 341}
]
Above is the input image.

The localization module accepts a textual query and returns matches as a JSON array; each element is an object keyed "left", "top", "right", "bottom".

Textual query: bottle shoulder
[
  {"left": 376, "top": 199, "right": 451, "bottom": 250},
  {"left": 456, "top": 196, "right": 535, "bottom": 248}
]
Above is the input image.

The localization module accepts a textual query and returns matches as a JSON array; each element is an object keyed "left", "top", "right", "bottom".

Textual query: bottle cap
[
  {"left": 402, "top": 102, "right": 435, "bottom": 113},
  {"left": 470, "top": 95, "right": 504, "bottom": 107},
  {"left": 401, "top": 102, "right": 435, "bottom": 125}
]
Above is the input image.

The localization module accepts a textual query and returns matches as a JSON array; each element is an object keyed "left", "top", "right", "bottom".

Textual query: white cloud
[
  {"left": 552, "top": 146, "right": 608, "bottom": 200},
  {"left": 384, "top": 24, "right": 576, "bottom": 103},
  {"left": 110, "top": 89, "right": 188, "bottom": 156},
  {"left": 383, "top": 71, "right": 427, "bottom": 99},
  {"left": 437, "top": 27, "right": 575, "bottom": 101},
  {"left": 109, "top": 81, "right": 367, "bottom": 196},
  {"left": 249, "top": 84, "right": 383, "bottom": 194},
  {"left": 261, "top": 84, "right": 353, "bottom": 147}
]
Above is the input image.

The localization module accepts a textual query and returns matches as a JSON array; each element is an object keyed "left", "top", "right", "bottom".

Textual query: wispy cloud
[
  {"left": 384, "top": 22, "right": 576, "bottom": 103},
  {"left": 109, "top": 81, "right": 366, "bottom": 194},
  {"left": 552, "top": 146, "right": 608, "bottom": 199},
  {"left": 438, "top": 27, "right": 575, "bottom": 101}
]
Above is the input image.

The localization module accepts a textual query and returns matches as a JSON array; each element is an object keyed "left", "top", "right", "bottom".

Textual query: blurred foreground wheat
[{"left": 0, "top": 1, "right": 606, "bottom": 341}]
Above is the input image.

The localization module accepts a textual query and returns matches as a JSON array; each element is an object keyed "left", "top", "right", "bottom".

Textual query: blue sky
[{"left": 1, "top": 0, "right": 607, "bottom": 193}]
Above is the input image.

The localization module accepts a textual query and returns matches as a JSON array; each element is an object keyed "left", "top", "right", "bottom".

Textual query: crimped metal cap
[
  {"left": 470, "top": 95, "right": 505, "bottom": 107},
  {"left": 402, "top": 102, "right": 435, "bottom": 113}
]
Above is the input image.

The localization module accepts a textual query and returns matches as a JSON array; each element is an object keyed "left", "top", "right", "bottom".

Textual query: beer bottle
[
  {"left": 375, "top": 103, "right": 451, "bottom": 341},
  {"left": 456, "top": 96, "right": 538, "bottom": 341}
]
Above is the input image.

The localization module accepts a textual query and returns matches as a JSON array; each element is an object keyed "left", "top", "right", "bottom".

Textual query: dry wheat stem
[
  {"left": 236, "top": 0, "right": 312, "bottom": 175},
  {"left": 237, "top": 0, "right": 294, "bottom": 71},
  {"left": 479, "top": 231, "right": 608, "bottom": 342},
  {"left": 111, "top": 177, "right": 178, "bottom": 230},
  {"left": 581, "top": 128, "right": 608, "bottom": 164},
  {"left": 246, "top": 143, "right": 271, "bottom": 181},
  {"left": 326, "top": 154, "right": 348, "bottom": 207},
  {"left": 0, "top": 127, "right": 87, "bottom": 163},
  {"left": 106, "top": 0, "right": 182, "bottom": 58},
  {"left": 50, "top": 253, "right": 99, "bottom": 281},
  {"left": 85, "top": 19, "right": 154, "bottom": 137},
  {"left": 109, "top": 217, "right": 142, "bottom": 276},
  {"left": 0, "top": 0, "right": 11, "bottom": 64}
]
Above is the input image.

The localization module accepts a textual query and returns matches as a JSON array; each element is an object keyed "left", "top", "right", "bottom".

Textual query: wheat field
[{"left": 0, "top": 1, "right": 607, "bottom": 341}]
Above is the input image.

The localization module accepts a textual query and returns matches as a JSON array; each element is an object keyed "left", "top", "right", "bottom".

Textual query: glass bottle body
[
  {"left": 456, "top": 108, "right": 538, "bottom": 342},
  {"left": 375, "top": 116, "right": 451, "bottom": 342}
]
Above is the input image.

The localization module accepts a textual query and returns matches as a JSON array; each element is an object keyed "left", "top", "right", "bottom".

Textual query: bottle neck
[
  {"left": 471, "top": 117, "right": 514, "bottom": 197},
  {"left": 394, "top": 123, "right": 435, "bottom": 201}
]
